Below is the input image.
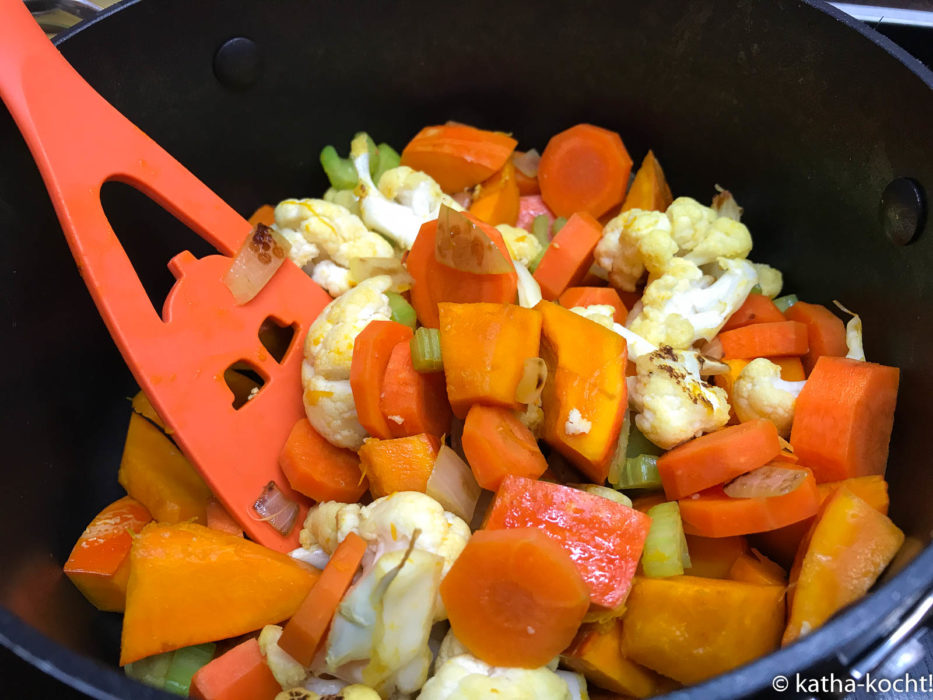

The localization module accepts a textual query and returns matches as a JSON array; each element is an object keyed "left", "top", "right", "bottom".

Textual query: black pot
[{"left": 2, "top": 1, "right": 932, "bottom": 697}]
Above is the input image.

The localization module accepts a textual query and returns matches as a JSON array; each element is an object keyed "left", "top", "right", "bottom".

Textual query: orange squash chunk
[
  {"left": 728, "top": 550, "right": 787, "bottom": 586},
  {"left": 620, "top": 150, "right": 673, "bottom": 213},
  {"left": 358, "top": 433, "right": 439, "bottom": 498}
]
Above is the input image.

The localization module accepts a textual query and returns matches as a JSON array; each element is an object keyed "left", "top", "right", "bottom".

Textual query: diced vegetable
[
  {"left": 773, "top": 293, "right": 798, "bottom": 313},
  {"left": 358, "top": 433, "right": 440, "bottom": 498},
  {"left": 410, "top": 326, "right": 444, "bottom": 373},
  {"left": 770, "top": 355, "right": 806, "bottom": 381},
  {"left": 118, "top": 412, "right": 212, "bottom": 524},
  {"left": 619, "top": 150, "right": 673, "bottom": 213},
  {"left": 657, "top": 419, "right": 781, "bottom": 500},
  {"left": 469, "top": 160, "right": 521, "bottom": 226},
  {"left": 373, "top": 142, "right": 401, "bottom": 183},
  {"left": 790, "top": 356, "right": 899, "bottom": 482},
  {"left": 727, "top": 550, "right": 786, "bottom": 586},
  {"left": 438, "top": 302, "right": 542, "bottom": 418},
  {"left": 552, "top": 216, "right": 568, "bottom": 234},
  {"left": 620, "top": 576, "right": 785, "bottom": 684},
  {"left": 723, "top": 464, "right": 808, "bottom": 498},
  {"left": 279, "top": 532, "right": 368, "bottom": 667},
  {"left": 320, "top": 145, "right": 358, "bottom": 189},
  {"left": 189, "top": 638, "right": 281, "bottom": 700},
  {"left": 120, "top": 522, "right": 319, "bottom": 665},
  {"left": 532, "top": 212, "right": 604, "bottom": 300},
  {"left": 641, "top": 502, "right": 690, "bottom": 577},
  {"left": 485, "top": 475, "right": 651, "bottom": 610},
  {"left": 164, "top": 643, "right": 216, "bottom": 696},
  {"left": 538, "top": 123, "right": 633, "bottom": 218},
  {"left": 514, "top": 356, "right": 548, "bottom": 404},
  {"left": 426, "top": 444, "right": 482, "bottom": 523},
  {"left": 204, "top": 499, "right": 243, "bottom": 537},
  {"left": 131, "top": 390, "right": 167, "bottom": 431},
  {"left": 349, "top": 257, "right": 413, "bottom": 291},
  {"left": 461, "top": 403, "right": 548, "bottom": 490},
  {"left": 512, "top": 150, "right": 542, "bottom": 196},
  {"left": 251, "top": 481, "right": 299, "bottom": 536},
  {"left": 379, "top": 340, "right": 452, "bottom": 438},
  {"left": 440, "top": 527, "right": 590, "bottom": 668},
  {"left": 223, "top": 223, "right": 290, "bottom": 305},
  {"left": 64, "top": 496, "right": 152, "bottom": 612},
  {"left": 385, "top": 291, "right": 417, "bottom": 328},
  {"left": 783, "top": 487, "right": 904, "bottom": 645},
  {"left": 435, "top": 205, "right": 514, "bottom": 274},
  {"left": 278, "top": 418, "right": 369, "bottom": 503},
  {"left": 247, "top": 204, "right": 275, "bottom": 228},
  {"left": 125, "top": 651, "right": 173, "bottom": 690},
  {"left": 784, "top": 301, "right": 847, "bottom": 373},
  {"left": 616, "top": 455, "right": 662, "bottom": 490},
  {"left": 682, "top": 535, "right": 748, "bottom": 579},
  {"left": 531, "top": 213, "right": 551, "bottom": 246},
  {"left": 573, "top": 484, "right": 633, "bottom": 508},
  {"left": 558, "top": 286, "right": 629, "bottom": 324},
  {"left": 720, "top": 293, "right": 787, "bottom": 331},
  {"left": 350, "top": 320, "right": 414, "bottom": 440},
  {"left": 718, "top": 320, "right": 809, "bottom": 359}
]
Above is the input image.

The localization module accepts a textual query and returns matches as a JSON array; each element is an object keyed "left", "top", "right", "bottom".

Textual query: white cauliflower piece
[
  {"left": 259, "top": 625, "right": 307, "bottom": 689},
  {"left": 569, "top": 304, "right": 658, "bottom": 360},
  {"left": 301, "top": 276, "right": 392, "bottom": 448},
  {"left": 497, "top": 224, "right": 544, "bottom": 268},
  {"left": 733, "top": 358, "right": 806, "bottom": 438},
  {"left": 630, "top": 346, "right": 731, "bottom": 449},
  {"left": 517, "top": 396, "right": 544, "bottom": 437},
  {"left": 667, "top": 196, "right": 753, "bottom": 266},
  {"left": 594, "top": 209, "right": 678, "bottom": 292},
  {"left": 627, "top": 257, "right": 758, "bottom": 349},
  {"left": 310, "top": 259, "right": 354, "bottom": 297},
  {"left": 351, "top": 133, "right": 462, "bottom": 249},
  {"left": 753, "top": 262, "right": 783, "bottom": 298},
  {"left": 420, "top": 652, "right": 572, "bottom": 700}
]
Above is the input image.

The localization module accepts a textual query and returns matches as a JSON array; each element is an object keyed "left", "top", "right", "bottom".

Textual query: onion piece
[
  {"left": 723, "top": 465, "right": 806, "bottom": 499},
  {"left": 712, "top": 185, "right": 744, "bottom": 222},
  {"left": 698, "top": 355, "right": 730, "bottom": 377},
  {"left": 349, "top": 256, "right": 413, "bottom": 291},
  {"left": 515, "top": 357, "right": 548, "bottom": 404},
  {"left": 251, "top": 481, "right": 300, "bottom": 535},
  {"left": 833, "top": 300, "right": 866, "bottom": 361},
  {"left": 223, "top": 223, "right": 291, "bottom": 304},
  {"left": 700, "top": 337, "right": 724, "bottom": 360},
  {"left": 512, "top": 148, "right": 541, "bottom": 178},
  {"left": 450, "top": 190, "right": 473, "bottom": 209},
  {"left": 434, "top": 204, "right": 513, "bottom": 274},
  {"left": 513, "top": 259, "right": 543, "bottom": 309},
  {"left": 426, "top": 445, "right": 482, "bottom": 522}
]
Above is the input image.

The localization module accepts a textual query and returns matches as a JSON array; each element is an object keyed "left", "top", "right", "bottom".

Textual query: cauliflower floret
[
  {"left": 594, "top": 209, "right": 678, "bottom": 292},
  {"left": 627, "top": 257, "right": 758, "bottom": 349},
  {"left": 351, "top": 133, "right": 462, "bottom": 249},
  {"left": 420, "top": 652, "right": 572, "bottom": 700},
  {"left": 753, "top": 262, "right": 783, "bottom": 298},
  {"left": 733, "top": 358, "right": 806, "bottom": 437},
  {"left": 302, "top": 276, "right": 392, "bottom": 448},
  {"left": 497, "top": 224, "right": 544, "bottom": 268},
  {"left": 630, "top": 346, "right": 731, "bottom": 449},
  {"left": 666, "top": 196, "right": 753, "bottom": 266},
  {"left": 259, "top": 625, "right": 307, "bottom": 689},
  {"left": 513, "top": 259, "right": 543, "bottom": 309},
  {"left": 517, "top": 396, "right": 544, "bottom": 437}
]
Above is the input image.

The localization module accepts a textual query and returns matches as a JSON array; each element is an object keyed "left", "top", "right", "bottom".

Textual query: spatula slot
[
  {"left": 223, "top": 361, "right": 267, "bottom": 409},
  {"left": 258, "top": 317, "right": 297, "bottom": 364}
]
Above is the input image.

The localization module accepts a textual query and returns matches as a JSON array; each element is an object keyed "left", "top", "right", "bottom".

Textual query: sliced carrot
[
  {"left": 407, "top": 218, "right": 517, "bottom": 329},
  {"left": 379, "top": 340, "right": 452, "bottom": 438},
  {"left": 278, "top": 418, "right": 368, "bottom": 503},
  {"left": 721, "top": 294, "right": 787, "bottom": 331},
  {"left": 247, "top": 204, "right": 276, "bottom": 228},
  {"left": 440, "top": 527, "right": 590, "bottom": 668},
  {"left": 461, "top": 404, "right": 548, "bottom": 490},
  {"left": 205, "top": 499, "right": 243, "bottom": 537},
  {"left": 784, "top": 301, "right": 848, "bottom": 374},
  {"left": 620, "top": 150, "right": 673, "bottom": 213},
  {"left": 278, "top": 532, "right": 367, "bottom": 667},
  {"left": 350, "top": 320, "right": 415, "bottom": 439},
  {"left": 727, "top": 550, "right": 786, "bottom": 586},
  {"left": 657, "top": 420, "right": 781, "bottom": 500},
  {"left": 469, "top": 160, "right": 521, "bottom": 226},
  {"left": 64, "top": 496, "right": 152, "bottom": 612},
  {"left": 511, "top": 151, "right": 541, "bottom": 196},
  {"left": 533, "top": 212, "right": 605, "bottom": 300},
  {"left": 400, "top": 124, "right": 517, "bottom": 193},
  {"left": 718, "top": 320, "right": 808, "bottom": 359},
  {"left": 189, "top": 638, "right": 280, "bottom": 700},
  {"left": 678, "top": 467, "right": 820, "bottom": 538},
  {"left": 516, "top": 194, "right": 555, "bottom": 232},
  {"left": 768, "top": 356, "right": 806, "bottom": 381},
  {"left": 358, "top": 433, "right": 440, "bottom": 498},
  {"left": 790, "top": 356, "right": 899, "bottom": 482},
  {"left": 558, "top": 286, "right": 629, "bottom": 324},
  {"left": 538, "top": 124, "right": 633, "bottom": 218}
]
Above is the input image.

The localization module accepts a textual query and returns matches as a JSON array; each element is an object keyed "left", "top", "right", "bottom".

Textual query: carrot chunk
[
  {"left": 440, "top": 527, "right": 590, "bottom": 668},
  {"left": 532, "top": 212, "right": 604, "bottom": 300},
  {"left": 189, "top": 638, "right": 280, "bottom": 700},
  {"left": 784, "top": 301, "right": 847, "bottom": 374},
  {"left": 358, "top": 433, "right": 440, "bottom": 498},
  {"left": 461, "top": 404, "right": 548, "bottom": 490},
  {"left": 350, "top": 320, "right": 415, "bottom": 439},
  {"left": 279, "top": 418, "right": 368, "bottom": 503},
  {"left": 379, "top": 340, "right": 452, "bottom": 438},
  {"left": 718, "top": 320, "right": 809, "bottom": 359},
  {"left": 468, "top": 160, "right": 521, "bottom": 226},
  {"left": 790, "top": 356, "right": 899, "bottom": 482},
  {"left": 720, "top": 294, "right": 786, "bottom": 331},
  {"left": 620, "top": 150, "right": 673, "bottom": 213}
]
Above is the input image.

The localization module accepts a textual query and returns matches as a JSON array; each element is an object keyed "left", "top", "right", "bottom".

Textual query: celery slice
[
  {"left": 386, "top": 291, "right": 417, "bottom": 328},
  {"left": 320, "top": 145, "right": 358, "bottom": 190},
  {"left": 373, "top": 143, "right": 401, "bottom": 183},
  {"left": 608, "top": 416, "right": 664, "bottom": 489},
  {"left": 576, "top": 483, "right": 634, "bottom": 508},
  {"left": 642, "top": 501, "right": 691, "bottom": 577},
  {"left": 531, "top": 214, "right": 550, "bottom": 246},
  {"left": 774, "top": 293, "right": 799, "bottom": 313},
  {"left": 607, "top": 410, "right": 631, "bottom": 488},
  {"left": 618, "top": 454, "right": 662, "bottom": 490},
  {"left": 163, "top": 643, "right": 215, "bottom": 695},
  {"left": 410, "top": 327, "right": 443, "bottom": 372},
  {"left": 125, "top": 651, "right": 173, "bottom": 689},
  {"left": 749, "top": 283, "right": 763, "bottom": 296},
  {"left": 528, "top": 246, "right": 547, "bottom": 273},
  {"left": 552, "top": 216, "right": 568, "bottom": 235},
  {"left": 627, "top": 422, "right": 663, "bottom": 458}
]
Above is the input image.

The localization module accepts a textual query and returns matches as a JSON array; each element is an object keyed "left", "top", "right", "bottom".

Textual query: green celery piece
[
  {"left": 320, "top": 145, "right": 358, "bottom": 190},
  {"left": 531, "top": 215, "right": 551, "bottom": 246},
  {"left": 355, "top": 132, "right": 380, "bottom": 176},
  {"left": 618, "top": 454, "right": 662, "bottom": 490},
  {"left": 410, "top": 327, "right": 443, "bottom": 373},
  {"left": 528, "top": 246, "right": 547, "bottom": 273},
  {"left": 386, "top": 291, "right": 417, "bottom": 329},
  {"left": 749, "top": 283, "right": 763, "bottom": 296},
  {"left": 627, "top": 422, "right": 663, "bottom": 458},
  {"left": 580, "top": 483, "right": 633, "bottom": 508},
  {"left": 163, "top": 643, "right": 216, "bottom": 696},
  {"left": 552, "top": 216, "right": 568, "bottom": 235},
  {"left": 372, "top": 143, "right": 401, "bottom": 183},
  {"left": 125, "top": 651, "right": 173, "bottom": 689},
  {"left": 773, "top": 293, "right": 799, "bottom": 313},
  {"left": 642, "top": 501, "right": 689, "bottom": 577},
  {"left": 607, "top": 410, "right": 632, "bottom": 488}
]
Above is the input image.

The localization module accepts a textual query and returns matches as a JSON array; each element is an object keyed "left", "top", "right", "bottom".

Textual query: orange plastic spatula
[{"left": 0, "top": 0, "right": 331, "bottom": 551}]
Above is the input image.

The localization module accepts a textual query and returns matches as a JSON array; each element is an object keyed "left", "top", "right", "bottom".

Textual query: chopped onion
[
  {"left": 723, "top": 465, "right": 806, "bottom": 499},
  {"left": 426, "top": 445, "right": 482, "bottom": 522},
  {"left": 513, "top": 259, "right": 543, "bottom": 309},
  {"left": 569, "top": 483, "right": 633, "bottom": 508},
  {"left": 450, "top": 190, "right": 473, "bottom": 209},
  {"left": 434, "top": 205, "right": 513, "bottom": 274},
  {"left": 698, "top": 355, "right": 730, "bottom": 376},
  {"left": 700, "top": 337, "right": 724, "bottom": 360},
  {"left": 349, "top": 256, "right": 413, "bottom": 291},
  {"left": 515, "top": 357, "right": 548, "bottom": 404},
  {"left": 512, "top": 148, "right": 541, "bottom": 178},
  {"left": 833, "top": 300, "right": 866, "bottom": 361},
  {"left": 251, "top": 481, "right": 300, "bottom": 535},
  {"left": 712, "top": 185, "right": 743, "bottom": 222},
  {"left": 778, "top": 436, "right": 795, "bottom": 453},
  {"left": 223, "top": 223, "right": 291, "bottom": 304}
]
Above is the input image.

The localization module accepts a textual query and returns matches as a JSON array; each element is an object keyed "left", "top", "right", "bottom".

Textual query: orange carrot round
[
  {"left": 532, "top": 212, "right": 604, "bottom": 300},
  {"left": 278, "top": 418, "right": 368, "bottom": 503},
  {"left": 784, "top": 301, "right": 848, "bottom": 374},
  {"left": 461, "top": 404, "right": 548, "bottom": 490},
  {"left": 718, "top": 320, "right": 809, "bottom": 359},
  {"left": 440, "top": 527, "right": 590, "bottom": 668},
  {"left": 657, "top": 419, "right": 781, "bottom": 500},
  {"left": 558, "top": 286, "right": 628, "bottom": 324},
  {"left": 350, "top": 320, "right": 415, "bottom": 439},
  {"left": 721, "top": 294, "right": 787, "bottom": 331},
  {"left": 538, "top": 124, "right": 633, "bottom": 218}
]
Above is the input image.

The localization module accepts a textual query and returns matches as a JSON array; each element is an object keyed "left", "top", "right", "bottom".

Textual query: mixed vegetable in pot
[{"left": 63, "top": 121, "right": 903, "bottom": 699}]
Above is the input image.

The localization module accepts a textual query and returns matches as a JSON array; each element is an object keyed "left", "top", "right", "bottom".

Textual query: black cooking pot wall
[{"left": 1, "top": 0, "right": 932, "bottom": 697}]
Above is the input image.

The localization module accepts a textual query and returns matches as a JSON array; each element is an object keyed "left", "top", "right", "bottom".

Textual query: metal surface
[{"left": 1, "top": 0, "right": 933, "bottom": 697}]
